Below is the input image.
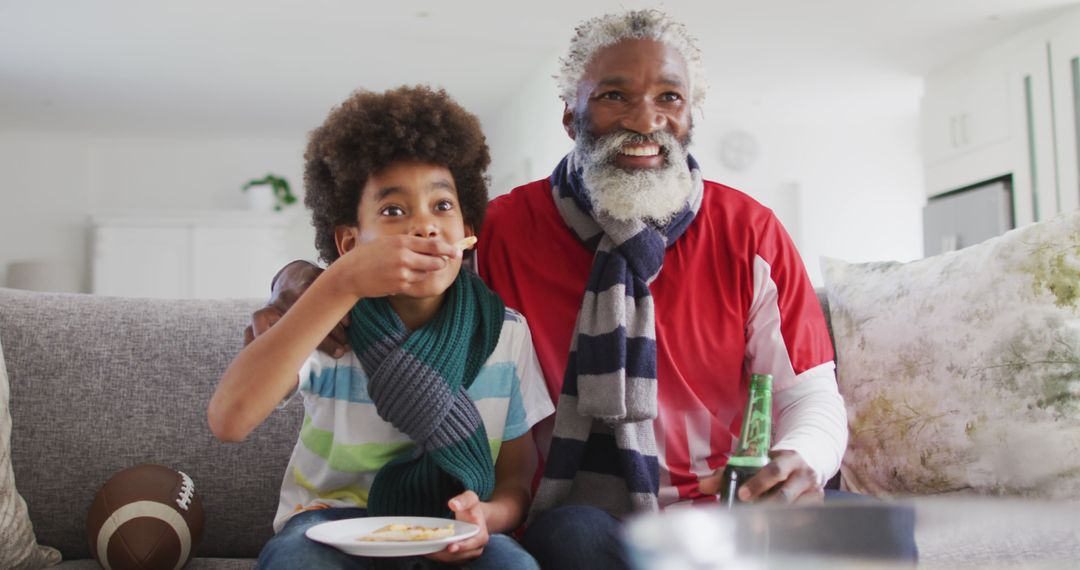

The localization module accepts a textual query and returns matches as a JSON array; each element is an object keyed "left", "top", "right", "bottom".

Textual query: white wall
[
  {"left": 693, "top": 71, "right": 927, "bottom": 284},
  {"left": 484, "top": 52, "right": 573, "bottom": 196},
  {"left": 0, "top": 133, "right": 94, "bottom": 292},
  {"left": 485, "top": 57, "right": 926, "bottom": 285},
  {"left": 0, "top": 131, "right": 316, "bottom": 292},
  {"left": 1, "top": 54, "right": 926, "bottom": 294}
]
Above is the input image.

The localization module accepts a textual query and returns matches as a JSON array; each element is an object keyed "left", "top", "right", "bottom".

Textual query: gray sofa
[
  {"left": 0, "top": 287, "right": 839, "bottom": 568},
  {"left": 0, "top": 287, "right": 874, "bottom": 569},
  {"left": 1, "top": 287, "right": 298, "bottom": 568},
  {"left": 5, "top": 287, "right": 1076, "bottom": 568}
]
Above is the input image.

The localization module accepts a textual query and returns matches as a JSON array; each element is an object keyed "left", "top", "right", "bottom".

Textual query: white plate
[{"left": 305, "top": 516, "right": 479, "bottom": 557}]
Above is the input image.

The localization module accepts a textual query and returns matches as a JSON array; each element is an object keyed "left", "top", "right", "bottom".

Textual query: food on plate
[{"left": 358, "top": 523, "right": 455, "bottom": 542}]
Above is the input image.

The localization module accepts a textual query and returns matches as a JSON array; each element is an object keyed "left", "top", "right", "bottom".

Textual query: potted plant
[{"left": 242, "top": 174, "right": 297, "bottom": 212}]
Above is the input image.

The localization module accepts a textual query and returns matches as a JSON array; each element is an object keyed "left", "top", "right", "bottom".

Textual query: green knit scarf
[{"left": 348, "top": 270, "right": 505, "bottom": 518}]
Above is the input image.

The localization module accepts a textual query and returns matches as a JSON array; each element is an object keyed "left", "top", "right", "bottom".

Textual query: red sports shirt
[{"left": 476, "top": 178, "right": 836, "bottom": 504}]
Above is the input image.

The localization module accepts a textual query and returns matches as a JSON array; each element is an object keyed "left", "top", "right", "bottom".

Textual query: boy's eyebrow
[
  {"left": 373, "top": 178, "right": 455, "bottom": 201},
  {"left": 374, "top": 187, "right": 404, "bottom": 201},
  {"left": 429, "top": 178, "right": 454, "bottom": 191}
]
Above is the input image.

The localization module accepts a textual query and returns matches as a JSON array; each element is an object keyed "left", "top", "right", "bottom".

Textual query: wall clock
[{"left": 719, "top": 129, "right": 759, "bottom": 172}]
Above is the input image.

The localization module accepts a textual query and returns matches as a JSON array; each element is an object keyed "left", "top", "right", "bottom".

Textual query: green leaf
[{"left": 242, "top": 172, "right": 297, "bottom": 210}]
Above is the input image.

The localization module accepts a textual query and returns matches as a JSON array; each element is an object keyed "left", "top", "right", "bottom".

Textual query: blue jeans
[
  {"left": 522, "top": 492, "right": 917, "bottom": 570},
  {"left": 257, "top": 508, "right": 539, "bottom": 570},
  {"left": 522, "top": 505, "right": 629, "bottom": 570}
]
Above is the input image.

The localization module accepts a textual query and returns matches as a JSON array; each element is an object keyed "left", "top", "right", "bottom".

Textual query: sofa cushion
[
  {"left": 0, "top": 289, "right": 304, "bottom": 560},
  {"left": 0, "top": 333, "right": 62, "bottom": 569},
  {"left": 822, "top": 211, "right": 1080, "bottom": 498}
]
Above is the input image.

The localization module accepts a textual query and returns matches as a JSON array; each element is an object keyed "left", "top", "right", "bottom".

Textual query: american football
[{"left": 86, "top": 464, "right": 204, "bottom": 570}]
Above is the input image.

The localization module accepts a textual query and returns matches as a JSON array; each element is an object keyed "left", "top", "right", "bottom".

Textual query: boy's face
[{"left": 337, "top": 160, "right": 472, "bottom": 300}]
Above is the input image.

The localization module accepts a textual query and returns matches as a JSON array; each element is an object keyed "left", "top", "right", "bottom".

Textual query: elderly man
[{"left": 253, "top": 9, "right": 908, "bottom": 569}]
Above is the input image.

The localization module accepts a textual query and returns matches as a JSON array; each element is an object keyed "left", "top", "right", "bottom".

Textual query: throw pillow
[
  {"left": 822, "top": 210, "right": 1080, "bottom": 498},
  {"left": 0, "top": 335, "right": 62, "bottom": 568}
]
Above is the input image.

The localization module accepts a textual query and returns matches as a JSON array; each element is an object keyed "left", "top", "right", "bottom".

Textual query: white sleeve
[
  {"left": 744, "top": 236, "right": 847, "bottom": 488},
  {"left": 512, "top": 316, "right": 555, "bottom": 430},
  {"left": 771, "top": 361, "right": 848, "bottom": 487}
]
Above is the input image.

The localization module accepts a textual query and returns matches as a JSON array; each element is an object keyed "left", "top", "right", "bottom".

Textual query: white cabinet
[
  {"left": 1001, "top": 12, "right": 1080, "bottom": 225},
  {"left": 92, "top": 211, "right": 294, "bottom": 299},
  {"left": 93, "top": 226, "right": 190, "bottom": 298},
  {"left": 921, "top": 57, "right": 1011, "bottom": 170},
  {"left": 921, "top": 7, "right": 1080, "bottom": 226},
  {"left": 1049, "top": 20, "right": 1080, "bottom": 215},
  {"left": 1003, "top": 38, "right": 1059, "bottom": 226}
]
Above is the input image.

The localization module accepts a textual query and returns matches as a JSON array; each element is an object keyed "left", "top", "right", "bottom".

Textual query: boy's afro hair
[{"left": 303, "top": 85, "right": 491, "bottom": 264}]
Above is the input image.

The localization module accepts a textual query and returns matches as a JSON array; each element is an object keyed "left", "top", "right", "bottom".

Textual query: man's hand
[
  {"left": 426, "top": 490, "right": 490, "bottom": 564},
  {"left": 244, "top": 260, "right": 350, "bottom": 357},
  {"left": 698, "top": 450, "right": 824, "bottom": 504}
]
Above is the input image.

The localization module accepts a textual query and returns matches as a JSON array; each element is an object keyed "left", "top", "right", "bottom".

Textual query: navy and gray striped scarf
[{"left": 531, "top": 152, "right": 704, "bottom": 517}]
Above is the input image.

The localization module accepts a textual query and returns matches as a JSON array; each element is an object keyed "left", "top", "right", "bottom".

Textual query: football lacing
[{"left": 176, "top": 470, "right": 195, "bottom": 511}]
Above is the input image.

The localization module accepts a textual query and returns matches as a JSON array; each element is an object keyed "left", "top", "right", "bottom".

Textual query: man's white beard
[{"left": 577, "top": 128, "right": 693, "bottom": 225}]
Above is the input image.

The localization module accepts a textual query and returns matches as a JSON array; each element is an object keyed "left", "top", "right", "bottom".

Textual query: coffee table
[{"left": 624, "top": 497, "right": 1080, "bottom": 569}]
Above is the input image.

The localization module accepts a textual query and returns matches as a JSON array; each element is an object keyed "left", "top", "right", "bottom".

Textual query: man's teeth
[{"left": 619, "top": 146, "right": 660, "bottom": 157}]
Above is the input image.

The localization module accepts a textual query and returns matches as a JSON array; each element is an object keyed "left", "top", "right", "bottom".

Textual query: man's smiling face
[
  {"left": 564, "top": 38, "right": 696, "bottom": 224},
  {"left": 566, "top": 38, "right": 692, "bottom": 171}
]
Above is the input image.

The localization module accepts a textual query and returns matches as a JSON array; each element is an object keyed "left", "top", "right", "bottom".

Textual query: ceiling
[{"left": 1, "top": 0, "right": 1078, "bottom": 137}]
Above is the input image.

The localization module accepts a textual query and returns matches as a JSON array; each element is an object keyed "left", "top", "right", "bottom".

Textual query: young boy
[{"left": 208, "top": 86, "right": 553, "bottom": 570}]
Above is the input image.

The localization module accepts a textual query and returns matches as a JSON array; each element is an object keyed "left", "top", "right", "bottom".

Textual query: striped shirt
[{"left": 272, "top": 308, "right": 554, "bottom": 531}]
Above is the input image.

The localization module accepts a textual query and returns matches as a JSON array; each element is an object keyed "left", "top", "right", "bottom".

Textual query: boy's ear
[
  {"left": 464, "top": 224, "right": 475, "bottom": 238},
  {"left": 334, "top": 225, "right": 359, "bottom": 256},
  {"left": 562, "top": 103, "right": 576, "bottom": 140}
]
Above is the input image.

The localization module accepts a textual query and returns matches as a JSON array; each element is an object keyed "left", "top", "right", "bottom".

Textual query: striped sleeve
[
  {"left": 501, "top": 312, "right": 555, "bottom": 440},
  {"left": 277, "top": 351, "right": 329, "bottom": 409},
  {"left": 745, "top": 213, "right": 835, "bottom": 388},
  {"left": 297, "top": 350, "right": 340, "bottom": 393},
  {"left": 745, "top": 213, "right": 846, "bottom": 485}
]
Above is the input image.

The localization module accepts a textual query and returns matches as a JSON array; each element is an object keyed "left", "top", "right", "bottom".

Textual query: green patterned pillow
[{"left": 822, "top": 211, "right": 1080, "bottom": 498}]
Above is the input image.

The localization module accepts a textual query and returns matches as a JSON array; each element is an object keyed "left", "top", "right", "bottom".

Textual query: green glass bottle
[{"left": 721, "top": 373, "right": 773, "bottom": 507}]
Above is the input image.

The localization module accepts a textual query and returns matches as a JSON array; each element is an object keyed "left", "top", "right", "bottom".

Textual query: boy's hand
[
  {"left": 426, "top": 490, "right": 489, "bottom": 564},
  {"left": 335, "top": 235, "right": 460, "bottom": 299}
]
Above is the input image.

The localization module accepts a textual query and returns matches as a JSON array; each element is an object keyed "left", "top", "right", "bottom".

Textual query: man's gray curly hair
[{"left": 557, "top": 9, "right": 708, "bottom": 109}]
